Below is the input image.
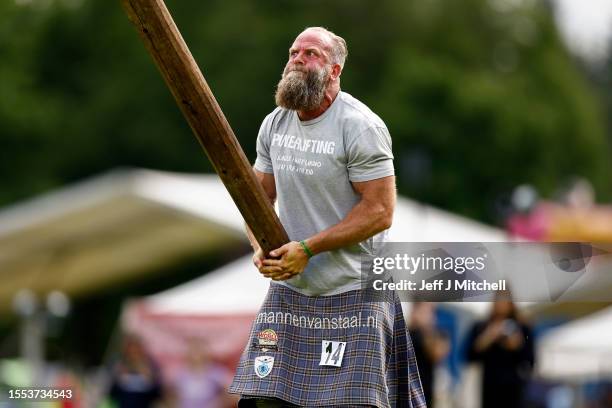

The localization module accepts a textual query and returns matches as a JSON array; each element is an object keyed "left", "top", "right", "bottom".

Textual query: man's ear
[{"left": 330, "top": 64, "right": 342, "bottom": 81}]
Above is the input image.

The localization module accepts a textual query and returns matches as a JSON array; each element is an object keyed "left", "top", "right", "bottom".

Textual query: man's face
[
  {"left": 275, "top": 30, "right": 334, "bottom": 111},
  {"left": 285, "top": 30, "right": 331, "bottom": 75}
]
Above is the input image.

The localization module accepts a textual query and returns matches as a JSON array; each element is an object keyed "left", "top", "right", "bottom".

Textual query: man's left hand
[{"left": 260, "top": 241, "right": 310, "bottom": 281}]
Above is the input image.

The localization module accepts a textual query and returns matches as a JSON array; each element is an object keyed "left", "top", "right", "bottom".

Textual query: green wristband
[{"left": 299, "top": 240, "right": 314, "bottom": 258}]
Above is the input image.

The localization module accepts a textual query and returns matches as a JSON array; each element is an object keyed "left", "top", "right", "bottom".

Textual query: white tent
[
  {"left": 537, "top": 305, "right": 612, "bottom": 380},
  {"left": 0, "top": 168, "right": 248, "bottom": 314}
]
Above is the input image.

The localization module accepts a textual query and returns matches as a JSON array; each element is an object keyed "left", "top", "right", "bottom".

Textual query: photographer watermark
[{"left": 361, "top": 242, "right": 612, "bottom": 302}]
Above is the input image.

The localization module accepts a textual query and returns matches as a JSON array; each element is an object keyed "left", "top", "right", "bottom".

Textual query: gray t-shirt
[{"left": 254, "top": 91, "right": 394, "bottom": 296}]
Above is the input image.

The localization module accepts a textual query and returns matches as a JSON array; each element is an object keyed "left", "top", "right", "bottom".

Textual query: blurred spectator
[
  {"left": 169, "top": 338, "right": 235, "bottom": 408},
  {"left": 408, "top": 302, "right": 450, "bottom": 408},
  {"left": 588, "top": 381, "right": 612, "bottom": 408},
  {"left": 108, "top": 334, "right": 162, "bottom": 408},
  {"left": 602, "top": 383, "right": 612, "bottom": 408},
  {"left": 466, "top": 291, "right": 534, "bottom": 408}
]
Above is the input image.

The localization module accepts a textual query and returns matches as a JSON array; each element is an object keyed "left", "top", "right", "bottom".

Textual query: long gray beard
[{"left": 275, "top": 66, "right": 329, "bottom": 111}]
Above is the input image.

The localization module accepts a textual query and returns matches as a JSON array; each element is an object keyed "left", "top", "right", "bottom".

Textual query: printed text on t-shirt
[
  {"left": 271, "top": 133, "right": 336, "bottom": 155},
  {"left": 276, "top": 154, "right": 322, "bottom": 175}
]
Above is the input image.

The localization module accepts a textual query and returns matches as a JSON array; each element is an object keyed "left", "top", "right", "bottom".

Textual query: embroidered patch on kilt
[
  {"left": 254, "top": 356, "right": 274, "bottom": 379},
  {"left": 252, "top": 329, "right": 279, "bottom": 352}
]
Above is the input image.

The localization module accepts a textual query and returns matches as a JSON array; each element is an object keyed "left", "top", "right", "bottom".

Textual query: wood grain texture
[{"left": 121, "top": 0, "right": 289, "bottom": 255}]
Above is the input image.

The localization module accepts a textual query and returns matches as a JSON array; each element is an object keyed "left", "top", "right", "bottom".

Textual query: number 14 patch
[{"left": 319, "top": 340, "right": 346, "bottom": 367}]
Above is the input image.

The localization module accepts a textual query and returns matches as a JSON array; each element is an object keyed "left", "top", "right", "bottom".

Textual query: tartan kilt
[{"left": 229, "top": 282, "right": 427, "bottom": 408}]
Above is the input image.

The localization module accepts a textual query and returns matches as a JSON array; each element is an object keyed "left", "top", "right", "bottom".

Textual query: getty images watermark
[{"left": 361, "top": 242, "right": 612, "bottom": 302}]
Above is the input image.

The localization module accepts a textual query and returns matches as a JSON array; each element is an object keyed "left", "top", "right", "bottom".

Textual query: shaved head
[{"left": 299, "top": 27, "right": 348, "bottom": 68}]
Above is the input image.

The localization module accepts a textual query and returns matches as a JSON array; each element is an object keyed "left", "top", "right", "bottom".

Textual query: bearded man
[{"left": 229, "top": 27, "right": 426, "bottom": 408}]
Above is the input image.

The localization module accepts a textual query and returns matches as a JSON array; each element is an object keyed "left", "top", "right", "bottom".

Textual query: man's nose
[{"left": 292, "top": 51, "right": 305, "bottom": 64}]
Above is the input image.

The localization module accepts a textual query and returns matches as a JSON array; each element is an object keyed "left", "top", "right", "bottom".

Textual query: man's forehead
[{"left": 290, "top": 30, "right": 331, "bottom": 51}]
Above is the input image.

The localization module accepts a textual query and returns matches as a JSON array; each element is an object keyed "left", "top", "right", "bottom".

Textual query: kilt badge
[{"left": 254, "top": 356, "right": 275, "bottom": 379}]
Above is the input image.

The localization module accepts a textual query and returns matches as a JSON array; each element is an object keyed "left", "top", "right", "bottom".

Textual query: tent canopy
[
  {"left": 0, "top": 169, "right": 246, "bottom": 314},
  {"left": 538, "top": 306, "right": 612, "bottom": 380}
]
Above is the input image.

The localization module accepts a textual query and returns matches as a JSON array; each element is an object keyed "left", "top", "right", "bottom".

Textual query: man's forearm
[{"left": 304, "top": 198, "right": 392, "bottom": 256}]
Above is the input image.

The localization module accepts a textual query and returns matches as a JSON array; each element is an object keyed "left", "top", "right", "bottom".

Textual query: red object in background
[
  {"left": 507, "top": 203, "right": 552, "bottom": 241},
  {"left": 507, "top": 201, "right": 612, "bottom": 242},
  {"left": 55, "top": 372, "right": 81, "bottom": 408},
  {"left": 123, "top": 303, "right": 254, "bottom": 384}
]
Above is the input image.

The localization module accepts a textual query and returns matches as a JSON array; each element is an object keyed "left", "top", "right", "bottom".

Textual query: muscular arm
[
  {"left": 261, "top": 175, "right": 396, "bottom": 280},
  {"left": 306, "top": 175, "right": 396, "bottom": 254}
]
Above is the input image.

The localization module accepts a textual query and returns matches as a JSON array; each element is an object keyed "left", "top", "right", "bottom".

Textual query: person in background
[
  {"left": 170, "top": 339, "right": 235, "bottom": 408},
  {"left": 466, "top": 291, "right": 534, "bottom": 408},
  {"left": 409, "top": 302, "right": 450, "bottom": 408},
  {"left": 108, "top": 334, "right": 162, "bottom": 408}
]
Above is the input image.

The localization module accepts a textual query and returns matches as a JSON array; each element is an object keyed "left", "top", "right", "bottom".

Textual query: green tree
[
  {"left": 0, "top": 0, "right": 609, "bottom": 224},
  {"left": 372, "top": 0, "right": 611, "bottom": 221}
]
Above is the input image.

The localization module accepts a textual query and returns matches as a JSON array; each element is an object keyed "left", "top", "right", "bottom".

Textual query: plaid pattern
[{"left": 229, "top": 283, "right": 426, "bottom": 408}]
